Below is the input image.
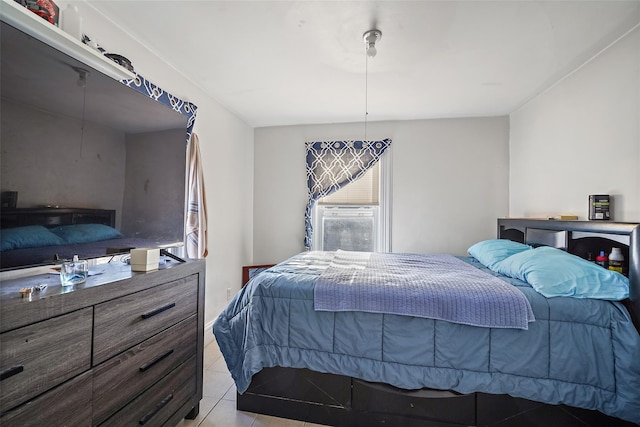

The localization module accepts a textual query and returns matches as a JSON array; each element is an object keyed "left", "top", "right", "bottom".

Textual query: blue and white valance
[
  {"left": 305, "top": 138, "right": 391, "bottom": 249},
  {"left": 122, "top": 74, "right": 198, "bottom": 145}
]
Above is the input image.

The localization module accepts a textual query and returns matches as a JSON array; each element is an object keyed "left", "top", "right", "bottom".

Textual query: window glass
[{"left": 313, "top": 156, "right": 389, "bottom": 252}]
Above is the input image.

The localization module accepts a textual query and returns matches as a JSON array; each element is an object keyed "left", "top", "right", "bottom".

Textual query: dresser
[{"left": 0, "top": 258, "right": 205, "bottom": 426}]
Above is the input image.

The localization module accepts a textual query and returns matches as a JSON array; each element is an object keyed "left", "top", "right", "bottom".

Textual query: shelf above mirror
[{"left": 0, "top": 0, "right": 135, "bottom": 82}]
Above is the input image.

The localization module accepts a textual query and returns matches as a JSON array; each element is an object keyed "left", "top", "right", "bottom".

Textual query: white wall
[
  {"left": 61, "top": 1, "right": 255, "bottom": 335},
  {"left": 1, "top": 99, "right": 127, "bottom": 212},
  {"left": 253, "top": 117, "right": 510, "bottom": 263},
  {"left": 122, "top": 129, "right": 186, "bottom": 242},
  {"left": 510, "top": 26, "right": 640, "bottom": 221}
]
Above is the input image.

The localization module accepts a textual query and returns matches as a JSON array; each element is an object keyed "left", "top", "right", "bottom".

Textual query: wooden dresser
[{"left": 0, "top": 258, "right": 205, "bottom": 426}]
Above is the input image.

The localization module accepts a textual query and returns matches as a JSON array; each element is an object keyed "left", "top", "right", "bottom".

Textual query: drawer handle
[
  {"left": 141, "top": 302, "right": 176, "bottom": 319},
  {"left": 139, "top": 349, "right": 174, "bottom": 372},
  {"left": 1, "top": 365, "right": 24, "bottom": 381},
  {"left": 138, "top": 392, "right": 173, "bottom": 425}
]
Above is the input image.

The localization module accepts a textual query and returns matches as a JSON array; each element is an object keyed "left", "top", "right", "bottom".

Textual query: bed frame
[
  {"left": 236, "top": 218, "right": 640, "bottom": 427},
  {"left": 0, "top": 207, "right": 116, "bottom": 229}
]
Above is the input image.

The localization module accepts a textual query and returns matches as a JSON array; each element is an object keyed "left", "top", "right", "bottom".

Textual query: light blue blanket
[
  {"left": 315, "top": 250, "right": 535, "bottom": 329},
  {"left": 213, "top": 251, "right": 640, "bottom": 423}
]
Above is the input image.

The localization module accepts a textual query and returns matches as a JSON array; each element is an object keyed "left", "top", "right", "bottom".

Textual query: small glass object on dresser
[{"left": 60, "top": 255, "right": 88, "bottom": 286}]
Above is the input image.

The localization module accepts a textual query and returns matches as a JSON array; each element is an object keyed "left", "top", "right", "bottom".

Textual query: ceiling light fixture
[
  {"left": 363, "top": 29, "right": 382, "bottom": 58},
  {"left": 73, "top": 66, "right": 90, "bottom": 87}
]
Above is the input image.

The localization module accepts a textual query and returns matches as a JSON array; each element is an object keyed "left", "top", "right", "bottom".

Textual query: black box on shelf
[
  {"left": 589, "top": 194, "right": 610, "bottom": 220},
  {"left": 1, "top": 191, "right": 18, "bottom": 209}
]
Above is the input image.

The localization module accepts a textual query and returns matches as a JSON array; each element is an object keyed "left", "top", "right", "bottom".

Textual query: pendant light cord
[
  {"left": 364, "top": 53, "right": 369, "bottom": 143},
  {"left": 80, "top": 83, "right": 86, "bottom": 158}
]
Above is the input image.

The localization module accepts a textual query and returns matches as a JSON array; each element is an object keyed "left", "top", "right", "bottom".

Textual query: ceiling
[{"left": 86, "top": 1, "right": 640, "bottom": 128}]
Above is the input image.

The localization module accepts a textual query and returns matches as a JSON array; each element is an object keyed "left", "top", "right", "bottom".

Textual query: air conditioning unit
[{"left": 315, "top": 205, "right": 379, "bottom": 252}]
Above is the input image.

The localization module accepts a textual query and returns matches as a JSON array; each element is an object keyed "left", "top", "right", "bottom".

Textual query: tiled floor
[{"left": 175, "top": 340, "right": 328, "bottom": 427}]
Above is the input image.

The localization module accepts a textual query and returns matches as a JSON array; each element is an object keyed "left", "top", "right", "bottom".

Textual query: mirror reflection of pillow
[
  {"left": 1, "top": 225, "right": 65, "bottom": 251},
  {"left": 468, "top": 239, "right": 533, "bottom": 270},
  {"left": 492, "top": 246, "right": 629, "bottom": 300},
  {"left": 50, "top": 224, "right": 122, "bottom": 244}
]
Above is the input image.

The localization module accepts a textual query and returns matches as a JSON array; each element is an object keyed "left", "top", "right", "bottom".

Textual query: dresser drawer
[
  {"left": 99, "top": 355, "right": 197, "bottom": 427},
  {"left": 92, "top": 315, "right": 198, "bottom": 424},
  {"left": 0, "top": 307, "right": 92, "bottom": 412},
  {"left": 93, "top": 275, "right": 198, "bottom": 364},
  {"left": 0, "top": 370, "right": 93, "bottom": 427}
]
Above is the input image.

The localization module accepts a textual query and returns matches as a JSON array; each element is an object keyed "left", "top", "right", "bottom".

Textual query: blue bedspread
[
  {"left": 213, "top": 251, "right": 640, "bottom": 423},
  {"left": 315, "top": 250, "right": 534, "bottom": 329}
]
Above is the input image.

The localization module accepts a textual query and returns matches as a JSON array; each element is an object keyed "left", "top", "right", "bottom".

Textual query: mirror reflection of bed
[
  {"left": 0, "top": 208, "right": 179, "bottom": 269},
  {"left": 0, "top": 20, "right": 189, "bottom": 271},
  {"left": 214, "top": 218, "right": 640, "bottom": 426}
]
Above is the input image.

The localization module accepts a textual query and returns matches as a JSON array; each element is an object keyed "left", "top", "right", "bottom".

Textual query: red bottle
[{"left": 595, "top": 251, "right": 608, "bottom": 269}]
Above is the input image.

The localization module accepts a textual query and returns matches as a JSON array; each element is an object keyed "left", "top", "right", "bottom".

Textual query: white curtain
[{"left": 186, "top": 132, "right": 208, "bottom": 258}]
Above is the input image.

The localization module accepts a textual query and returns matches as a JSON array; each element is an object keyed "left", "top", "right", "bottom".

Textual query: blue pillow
[
  {"left": 1, "top": 225, "right": 65, "bottom": 251},
  {"left": 467, "top": 239, "right": 532, "bottom": 269},
  {"left": 492, "top": 246, "right": 629, "bottom": 300},
  {"left": 51, "top": 223, "right": 122, "bottom": 244}
]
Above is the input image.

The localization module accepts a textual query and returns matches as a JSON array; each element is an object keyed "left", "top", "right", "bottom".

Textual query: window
[
  {"left": 304, "top": 138, "right": 391, "bottom": 250},
  {"left": 316, "top": 205, "right": 378, "bottom": 252},
  {"left": 312, "top": 154, "right": 390, "bottom": 252}
]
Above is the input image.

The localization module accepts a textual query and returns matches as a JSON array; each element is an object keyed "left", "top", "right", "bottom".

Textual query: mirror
[{"left": 1, "top": 20, "right": 194, "bottom": 271}]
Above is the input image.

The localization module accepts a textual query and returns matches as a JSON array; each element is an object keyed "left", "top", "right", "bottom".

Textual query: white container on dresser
[{"left": 0, "top": 259, "right": 206, "bottom": 426}]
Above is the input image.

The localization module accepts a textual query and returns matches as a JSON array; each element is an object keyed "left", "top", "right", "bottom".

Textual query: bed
[
  {"left": 213, "top": 218, "right": 640, "bottom": 426},
  {"left": 0, "top": 208, "right": 168, "bottom": 269}
]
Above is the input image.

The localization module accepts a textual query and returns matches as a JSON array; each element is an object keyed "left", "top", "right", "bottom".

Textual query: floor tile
[
  {"left": 175, "top": 397, "right": 218, "bottom": 427},
  {"left": 202, "top": 368, "right": 234, "bottom": 401},
  {"left": 210, "top": 354, "right": 231, "bottom": 373},
  {"left": 252, "top": 413, "right": 306, "bottom": 427},
  {"left": 199, "top": 399, "right": 256, "bottom": 427},
  {"left": 203, "top": 339, "right": 223, "bottom": 369},
  {"left": 222, "top": 384, "right": 237, "bottom": 402}
]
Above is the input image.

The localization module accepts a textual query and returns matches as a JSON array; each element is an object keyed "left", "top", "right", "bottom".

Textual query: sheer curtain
[{"left": 305, "top": 138, "right": 391, "bottom": 249}]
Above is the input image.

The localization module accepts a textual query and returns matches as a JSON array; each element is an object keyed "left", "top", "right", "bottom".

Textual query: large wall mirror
[{"left": 0, "top": 18, "right": 197, "bottom": 271}]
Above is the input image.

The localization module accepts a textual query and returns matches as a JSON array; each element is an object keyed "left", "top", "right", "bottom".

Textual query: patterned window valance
[
  {"left": 305, "top": 138, "right": 392, "bottom": 249},
  {"left": 122, "top": 74, "right": 198, "bottom": 144}
]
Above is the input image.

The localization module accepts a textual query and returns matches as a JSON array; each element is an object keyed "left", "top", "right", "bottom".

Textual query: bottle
[
  {"left": 60, "top": 5, "right": 83, "bottom": 41},
  {"left": 595, "top": 251, "right": 608, "bottom": 269},
  {"left": 608, "top": 248, "right": 624, "bottom": 274}
]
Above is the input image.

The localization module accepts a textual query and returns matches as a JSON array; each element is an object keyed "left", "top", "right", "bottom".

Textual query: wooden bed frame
[
  {"left": 0, "top": 207, "right": 116, "bottom": 229},
  {"left": 242, "top": 264, "right": 276, "bottom": 287},
  {"left": 236, "top": 218, "right": 640, "bottom": 427}
]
